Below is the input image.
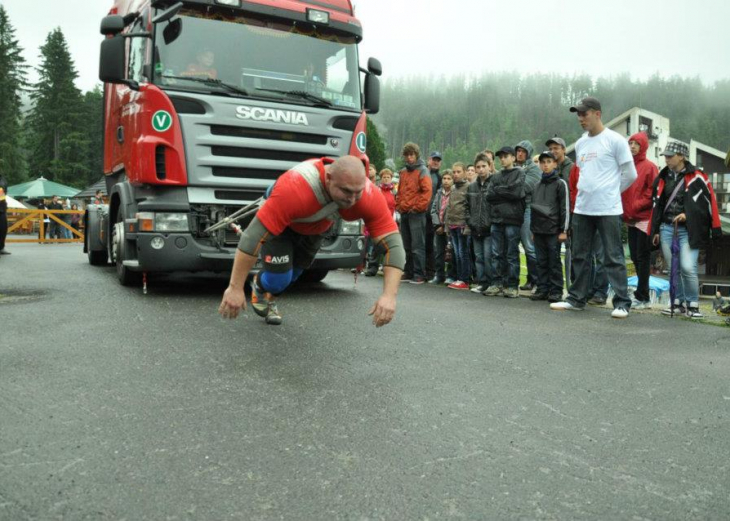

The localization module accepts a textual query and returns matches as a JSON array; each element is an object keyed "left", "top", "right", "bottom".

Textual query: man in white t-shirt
[{"left": 551, "top": 97, "right": 638, "bottom": 318}]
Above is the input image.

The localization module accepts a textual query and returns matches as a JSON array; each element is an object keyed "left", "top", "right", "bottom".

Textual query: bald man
[{"left": 218, "top": 156, "right": 406, "bottom": 327}]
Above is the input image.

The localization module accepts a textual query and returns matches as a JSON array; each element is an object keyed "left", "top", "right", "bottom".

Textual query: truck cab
[{"left": 86, "top": 0, "right": 382, "bottom": 285}]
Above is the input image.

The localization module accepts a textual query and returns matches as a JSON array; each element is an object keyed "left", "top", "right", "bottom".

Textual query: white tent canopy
[{"left": 6, "top": 195, "right": 27, "bottom": 209}]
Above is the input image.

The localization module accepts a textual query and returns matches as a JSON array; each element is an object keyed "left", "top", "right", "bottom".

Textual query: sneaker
[
  {"left": 503, "top": 287, "right": 519, "bottom": 298},
  {"left": 631, "top": 299, "right": 652, "bottom": 310},
  {"left": 550, "top": 301, "right": 584, "bottom": 311},
  {"left": 482, "top": 285, "right": 503, "bottom": 296},
  {"left": 686, "top": 307, "right": 704, "bottom": 320},
  {"left": 470, "top": 284, "right": 487, "bottom": 294},
  {"left": 611, "top": 307, "right": 629, "bottom": 319},
  {"left": 444, "top": 278, "right": 456, "bottom": 285},
  {"left": 448, "top": 280, "right": 469, "bottom": 290},
  {"left": 401, "top": 273, "right": 413, "bottom": 281},
  {"left": 519, "top": 282, "right": 534, "bottom": 291},
  {"left": 547, "top": 294, "right": 563, "bottom": 303},
  {"left": 530, "top": 292, "right": 548, "bottom": 301},
  {"left": 265, "top": 301, "right": 283, "bottom": 325},
  {"left": 428, "top": 277, "right": 444, "bottom": 285},
  {"left": 588, "top": 296, "right": 607, "bottom": 306},
  {"left": 0, "top": 249, "right": 10, "bottom": 255},
  {"left": 409, "top": 277, "right": 426, "bottom": 285},
  {"left": 662, "top": 304, "right": 687, "bottom": 316},
  {"left": 249, "top": 276, "right": 269, "bottom": 318},
  {"left": 364, "top": 270, "right": 377, "bottom": 277}
]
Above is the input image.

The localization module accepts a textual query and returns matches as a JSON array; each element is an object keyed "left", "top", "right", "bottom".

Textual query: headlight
[
  {"left": 307, "top": 8, "right": 329, "bottom": 24},
  {"left": 154, "top": 213, "right": 189, "bottom": 232},
  {"left": 340, "top": 219, "right": 363, "bottom": 235}
]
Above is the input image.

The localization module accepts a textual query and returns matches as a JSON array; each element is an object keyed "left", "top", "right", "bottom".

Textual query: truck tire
[
  {"left": 298, "top": 268, "right": 329, "bottom": 283},
  {"left": 112, "top": 209, "right": 142, "bottom": 287},
  {"left": 86, "top": 231, "right": 108, "bottom": 266}
]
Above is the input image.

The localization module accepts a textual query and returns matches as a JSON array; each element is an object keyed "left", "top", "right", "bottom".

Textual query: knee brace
[{"left": 259, "top": 270, "right": 294, "bottom": 295}]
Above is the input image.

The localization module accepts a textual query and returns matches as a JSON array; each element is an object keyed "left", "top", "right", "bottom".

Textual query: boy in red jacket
[
  {"left": 365, "top": 169, "right": 398, "bottom": 276},
  {"left": 622, "top": 132, "right": 658, "bottom": 309}
]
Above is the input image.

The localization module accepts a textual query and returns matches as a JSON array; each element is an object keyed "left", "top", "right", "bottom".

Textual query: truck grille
[
  {"left": 211, "top": 146, "right": 315, "bottom": 164},
  {"left": 210, "top": 125, "right": 328, "bottom": 145}
]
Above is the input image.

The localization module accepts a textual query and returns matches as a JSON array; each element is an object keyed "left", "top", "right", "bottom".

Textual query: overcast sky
[{"left": 4, "top": 0, "right": 730, "bottom": 92}]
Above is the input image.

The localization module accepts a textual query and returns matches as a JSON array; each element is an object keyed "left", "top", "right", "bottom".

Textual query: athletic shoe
[
  {"left": 611, "top": 307, "right": 629, "bottom": 319},
  {"left": 530, "top": 292, "right": 548, "bottom": 301},
  {"left": 409, "top": 277, "right": 426, "bottom": 285},
  {"left": 547, "top": 294, "right": 563, "bottom": 303},
  {"left": 428, "top": 277, "right": 444, "bottom": 285},
  {"left": 0, "top": 249, "right": 11, "bottom": 255},
  {"left": 448, "top": 280, "right": 469, "bottom": 290},
  {"left": 588, "top": 296, "right": 607, "bottom": 306},
  {"left": 444, "top": 278, "right": 456, "bottom": 285},
  {"left": 662, "top": 304, "right": 687, "bottom": 316},
  {"left": 519, "top": 282, "right": 534, "bottom": 291},
  {"left": 686, "top": 307, "right": 704, "bottom": 320},
  {"left": 631, "top": 299, "right": 651, "bottom": 310},
  {"left": 364, "top": 270, "right": 377, "bottom": 277},
  {"left": 482, "top": 285, "right": 503, "bottom": 297},
  {"left": 265, "top": 301, "right": 283, "bottom": 325},
  {"left": 249, "top": 276, "right": 269, "bottom": 318},
  {"left": 550, "top": 301, "right": 584, "bottom": 311},
  {"left": 503, "top": 287, "right": 519, "bottom": 298},
  {"left": 470, "top": 284, "right": 487, "bottom": 294}
]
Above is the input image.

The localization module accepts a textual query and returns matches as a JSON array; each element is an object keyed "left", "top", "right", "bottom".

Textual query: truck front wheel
[{"left": 112, "top": 210, "right": 142, "bottom": 287}]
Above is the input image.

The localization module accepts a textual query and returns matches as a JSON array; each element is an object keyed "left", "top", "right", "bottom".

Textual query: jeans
[
  {"left": 568, "top": 214, "right": 631, "bottom": 309},
  {"left": 449, "top": 228, "right": 471, "bottom": 283},
  {"left": 660, "top": 224, "right": 699, "bottom": 306},
  {"left": 0, "top": 211, "right": 7, "bottom": 250},
  {"left": 400, "top": 212, "right": 427, "bottom": 278},
  {"left": 491, "top": 224, "right": 521, "bottom": 289},
  {"left": 627, "top": 226, "right": 653, "bottom": 302},
  {"left": 432, "top": 231, "right": 455, "bottom": 281},
  {"left": 534, "top": 233, "right": 564, "bottom": 297},
  {"left": 425, "top": 214, "right": 435, "bottom": 278},
  {"left": 590, "top": 230, "right": 609, "bottom": 299},
  {"left": 520, "top": 208, "right": 538, "bottom": 284},
  {"left": 472, "top": 234, "right": 494, "bottom": 286}
]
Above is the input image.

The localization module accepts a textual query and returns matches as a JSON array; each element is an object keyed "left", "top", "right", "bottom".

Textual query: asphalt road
[{"left": 2, "top": 243, "right": 730, "bottom": 520}]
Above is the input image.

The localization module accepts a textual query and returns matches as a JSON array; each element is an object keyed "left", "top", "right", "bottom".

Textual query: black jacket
[
  {"left": 465, "top": 176, "right": 491, "bottom": 236},
  {"left": 0, "top": 175, "right": 7, "bottom": 213},
  {"left": 649, "top": 163, "right": 722, "bottom": 249},
  {"left": 530, "top": 172, "right": 570, "bottom": 235},
  {"left": 487, "top": 167, "right": 525, "bottom": 226}
]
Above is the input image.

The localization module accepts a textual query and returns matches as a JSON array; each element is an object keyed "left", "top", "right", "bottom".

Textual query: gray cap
[
  {"left": 569, "top": 97, "right": 602, "bottom": 113},
  {"left": 661, "top": 141, "right": 689, "bottom": 157},
  {"left": 546, "top": 137, "right": 566, "bottom": 148}
]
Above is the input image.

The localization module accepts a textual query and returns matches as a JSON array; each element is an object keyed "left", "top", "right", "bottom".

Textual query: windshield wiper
[
  {"left": 161, "top": 75, "right": 249, "bottom": 97},
  {"left": 255, "top": 88, "right": 332, "bottom": 107}
]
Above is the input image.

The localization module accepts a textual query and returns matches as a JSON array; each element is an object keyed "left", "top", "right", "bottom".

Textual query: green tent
[{"left": 8, "top": 177, "right": 80, "bottom": 199}]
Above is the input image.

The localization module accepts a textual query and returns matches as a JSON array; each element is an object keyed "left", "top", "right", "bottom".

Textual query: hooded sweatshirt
[
  {"left": 378, "top": 183, "right": 396, "bottom": 216},
  {"left": 396, "top": 159, "right": 433, "bottom": 214},
  {"left": 514, "top": 140, "right": 542, "bottom": 206},
  {"left": 621, "top": 132, "right": 658, "bottom": 227}
]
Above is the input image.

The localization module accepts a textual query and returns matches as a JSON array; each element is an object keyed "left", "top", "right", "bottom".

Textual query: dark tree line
[{"left": 375, "top": 72, "right": 730, "bottom": 168}]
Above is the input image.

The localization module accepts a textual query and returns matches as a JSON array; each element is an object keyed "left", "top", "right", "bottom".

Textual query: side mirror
[
  {"left": 100, "top": 15, "right": 125, "bottom": 36},
  {"left": 99, "top": 34, "right": 126, "bottom": 84},
  {"left": 367, "top": 57, "right": 382, "bottom": 77},
  {"left": 152, "top": 2, "right": 184, "bottom": 24},
  {"left": 163, "top": 18, "right": 182, "bottom": 45},
  {"left": 364, "top": 73, "right": 380, "bottom": 114}
]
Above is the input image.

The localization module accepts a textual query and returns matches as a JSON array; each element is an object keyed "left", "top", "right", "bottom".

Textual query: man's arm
[
  {"left": 619, "top": 161, "right": 638, "bottom": 193},
  {"left": 368, "top": 231, "right": 405, "bottom": 327}
]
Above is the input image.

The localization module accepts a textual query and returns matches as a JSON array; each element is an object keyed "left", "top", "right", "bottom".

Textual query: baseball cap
[
  {"left": 429, "top": 151, "right": 443, "bottom": 160},
  {"left": 569, "top": 97, "right": 602, "bottom": 113},
  {"left": 538, "top": 150, "right": 556, "bottom": 161},
  {"left": 546, "top": 137, "right": 566, "bottom": 148},
  {"left": 495, "top": 146, "right": 515, "bottom": 157},
  {"left": 661, "top": 141, "right": 689, "bottom": 157}
]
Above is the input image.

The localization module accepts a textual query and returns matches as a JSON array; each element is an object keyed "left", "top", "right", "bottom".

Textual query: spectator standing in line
[
  {"left": 622, "top": 132, "right": 659, "bottom": 309},
  {"left": 368, "top": 164, "right": 377, "bottom": 183},
  {"left": 530, "top": 151, "right": 569, "bottom": 302},
  {"left": 466, "top": 164, "right": 476, "bottom": 183},
  {"left": 0, "top": 173, "right": 9, "bottom": 255},
  {"left": 425, "top": 152, "right": 443, "bottom": 280},
  {"left": 365, "top": 169, "right": 398, "bottom": 277},
  {"left": 466, "top": 153, "right": 494, "bottom": 294},
  {"left": 551, "top": 97, "right": 637, "bottom": 318},
  {"left": 395, "top": 142, "right": 432, "bottom": 284},
  {"left": 429, "top": 170, "right": 455, "bottom": 284},
  {"left": 445, "top": 162, "right": 471, "bottom": 290},
  {"left": 94, "top": 190, "right": 104, "bottom": 205},
  {"left": 484, "top": 147, "right": 526, "bottom": 298},
  {"left": 70, "top": 204, "right": 82, "bottom": 236},
  {"left": 48, "top": 195, "right": 64, "bottom": 240},
  {"left": 514, "top": 140, "right": 541, "bottom": 292},
  {"left": 546, "top": 137, "right": 574, "bottom": 181},
  {"left": 650, "top": 141, "right": 722, "bottom": 319}
]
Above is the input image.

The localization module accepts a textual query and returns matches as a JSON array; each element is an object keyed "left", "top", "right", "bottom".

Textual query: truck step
[{"left": 122, "top": 260, "right": 140, "bottom": 268}]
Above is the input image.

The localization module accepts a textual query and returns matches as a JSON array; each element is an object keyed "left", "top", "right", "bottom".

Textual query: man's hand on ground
[
  {"left": 368, "top": 294, "right": 396, "bottom": 328},
  {"left": 219, "top": 285, "right": 247, "bottom": 319}
]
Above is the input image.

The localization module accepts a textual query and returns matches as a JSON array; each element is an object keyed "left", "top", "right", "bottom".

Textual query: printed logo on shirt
[
  {"left": 265, "top": 255, "right": 290, "bottom": 265},
  {"left": 579, "top": 152, "right": 598, "bottom": 166}
]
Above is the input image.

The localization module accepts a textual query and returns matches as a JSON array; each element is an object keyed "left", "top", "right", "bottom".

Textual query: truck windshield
[{"left": 153, "top": 7, "right": 362, "bottom": 111}]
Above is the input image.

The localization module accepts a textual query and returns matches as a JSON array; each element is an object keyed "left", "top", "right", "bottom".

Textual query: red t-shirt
[{"left": 256, "top": 158, "right": 399, "bottom": 238}]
